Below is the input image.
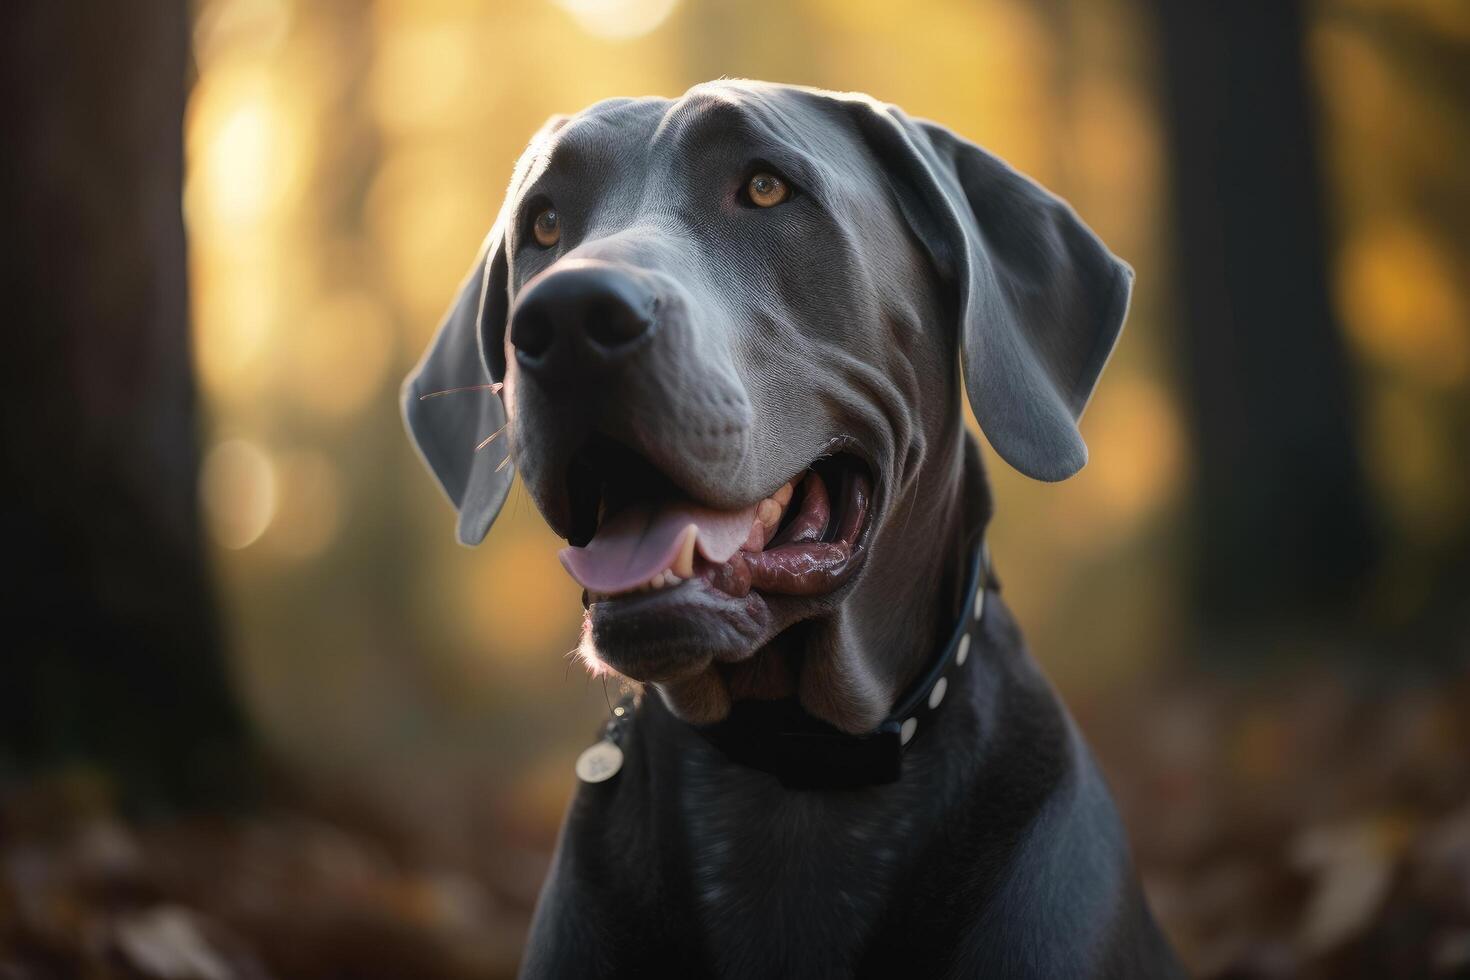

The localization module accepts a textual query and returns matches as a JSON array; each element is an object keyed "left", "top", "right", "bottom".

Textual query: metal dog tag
[{"left": 575, "top": 740, "right": 624, "bottom": 783}]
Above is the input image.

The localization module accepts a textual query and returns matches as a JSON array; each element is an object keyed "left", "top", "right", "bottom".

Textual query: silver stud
[
  {"left": 575, "top": 740, "right": 624, "bottom": 783},
  {"left": 899, "top": 717, "right": 918, "bottom": 745},
  {"left": 956, "top": 634, "right": 971, "bottom": 667},
  {"left": 928, "top": 676, "right": 948, "bottom": 710},
  {"left": 973, "top": 584, "right": 986, "bottom": 621}
]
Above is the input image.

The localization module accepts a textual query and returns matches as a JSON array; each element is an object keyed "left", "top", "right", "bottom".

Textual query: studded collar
[{"left": 576, "top": 537, "right": 994, "bottom": 791}]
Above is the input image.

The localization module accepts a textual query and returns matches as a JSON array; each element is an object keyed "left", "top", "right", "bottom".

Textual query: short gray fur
[{"left": 402, "top": 81, "right": 1180, "bottom": 978}]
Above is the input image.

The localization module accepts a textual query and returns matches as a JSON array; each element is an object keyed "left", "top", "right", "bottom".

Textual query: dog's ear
[
  {"left": 402, "top": 114, "right": 572, "bottom": 544},
  {"left": 401, "top": 224, "right": 512, "bottom": 545},
  {"left": 853, "top": 102, "right": 1133, "bottom": 481}
]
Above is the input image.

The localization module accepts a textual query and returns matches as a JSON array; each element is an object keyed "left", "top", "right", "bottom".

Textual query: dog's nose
[{"left": 510, "top": 261, "right": 655, "bottom": 378}]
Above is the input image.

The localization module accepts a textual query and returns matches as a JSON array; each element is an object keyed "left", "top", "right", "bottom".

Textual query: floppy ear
[
  {"left": 853, "top": 103, "right": 1133, "bottom": 481},
  {"left": 401, "top": 221, "right": 513, "bottom": 545},
  {"left": 402, "top": 113, "right": 571, "bottom": 544}
]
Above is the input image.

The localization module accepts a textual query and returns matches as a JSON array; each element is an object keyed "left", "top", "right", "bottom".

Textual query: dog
[{"left": 403, "top": 80, "right": 1184, "bottom": 979}]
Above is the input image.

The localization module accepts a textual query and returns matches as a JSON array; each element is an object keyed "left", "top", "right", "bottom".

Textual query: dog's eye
[
  {"left": 746, "top": 172, "right": 790, "bottom": 208},
  {"left": 532, "top": 207, "right": 561, "bottom": 247}
]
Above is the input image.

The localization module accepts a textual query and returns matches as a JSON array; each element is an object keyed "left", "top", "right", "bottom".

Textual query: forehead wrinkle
[
  {"left": 651, "top": 93, "right": 760, "bottom": 160},
  {"left": 524, "top": 98, "right": 663, "bottom": 195},
  {"left": 688, "top": 82, "right": 848, "bottom": 158},
  {"left": 650, "top": 96, "right": 836, "bottom": 206},
  {"left": 653, "top": 86, "right": 826, "bottom": 167},
  {"left": 538, "top": 123, "right": 623, "bottom": 186}
]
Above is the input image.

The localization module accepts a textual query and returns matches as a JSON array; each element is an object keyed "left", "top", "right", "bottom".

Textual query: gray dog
[{"left": 404, "top": 80, "right": 1183, "bottom": 979}]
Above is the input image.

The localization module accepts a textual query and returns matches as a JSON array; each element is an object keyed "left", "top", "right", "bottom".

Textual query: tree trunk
[
  {"left": 0, "top": 3, "right": 253, "bottom": 807},
  {"left": 1151, "top": 0, "right": 1380, "bottom": 638}
]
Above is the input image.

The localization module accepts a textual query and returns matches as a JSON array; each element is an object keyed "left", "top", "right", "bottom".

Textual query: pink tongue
[{"left": 559, "top": 500, "right": 757, "bottom": 593}]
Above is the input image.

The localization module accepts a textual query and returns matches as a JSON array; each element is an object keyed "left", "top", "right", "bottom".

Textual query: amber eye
[
  {"left": 532, "top": 207, "right": 561, "bottom": 247},
  {"left": 746, "top": 172, "right": 789, "bottom": 208}
]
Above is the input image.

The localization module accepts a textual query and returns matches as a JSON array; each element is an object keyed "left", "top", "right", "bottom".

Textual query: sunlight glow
[
  {"left": 551, "top": 0, "right": 680, "bottom": 41},
  {"left": 186, "top": 52, "right": 315, "bottom": 237},
  {"left": 193, "top": 0, "right": 290, "bottom": 68},
  {"left": 576, "top": 615, "right": 612, "bottom": 678}
]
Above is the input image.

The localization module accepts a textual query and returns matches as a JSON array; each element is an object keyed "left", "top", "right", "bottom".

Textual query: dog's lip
[{"left": 577, "top": 577, "right": 766, "bottom": 680}]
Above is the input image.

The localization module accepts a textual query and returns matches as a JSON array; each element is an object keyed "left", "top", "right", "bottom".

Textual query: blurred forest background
[{"left": 3, "top": 0, "right": 1468, "bottom": 977}]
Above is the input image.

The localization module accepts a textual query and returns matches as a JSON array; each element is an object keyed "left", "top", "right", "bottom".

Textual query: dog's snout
[{"left": 511, "top": 262, "right": 655, "bottom": 377}]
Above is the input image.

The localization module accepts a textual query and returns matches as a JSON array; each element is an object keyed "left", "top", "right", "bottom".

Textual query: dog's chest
[{"left": 678, "top": 756, "right": 920, "bottom": 976}]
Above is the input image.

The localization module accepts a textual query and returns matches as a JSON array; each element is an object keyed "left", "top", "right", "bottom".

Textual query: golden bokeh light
[
  {"left": 191, "top": 249, "right": 279, "bottom": 401},
  {"left": 1337, "top": 221, "right": 1469, "bottom": 388},
  {"left": 551, "top": 0, "right": 681, "bottom": 41},
  {"left": 185, "top": 16, "right": 324, "bottom": 411},
  {"left": 185, "top": 63, "right": 311, "bottom": 232},
  {"left": 202, "top": 438, "right": 278, "bottom": 550},
  {"left": 193, "top": 0, "right": 290, "bottom": 68}
]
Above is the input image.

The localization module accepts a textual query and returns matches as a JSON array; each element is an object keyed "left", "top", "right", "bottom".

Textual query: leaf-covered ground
[{"left": 3, "top": 667, "right": 1468, "bottom": 979}]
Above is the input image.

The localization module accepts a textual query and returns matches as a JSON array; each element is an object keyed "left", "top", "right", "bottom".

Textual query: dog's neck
[
  {"left": 791, "top": 428, "right": 986, "bottom": 730},
  {"left": 690, "top": 534, "right": 989, "bottom": 788}
]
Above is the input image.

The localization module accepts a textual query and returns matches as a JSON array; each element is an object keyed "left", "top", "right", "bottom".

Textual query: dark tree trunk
[
  {"left": 0, "top": 3, "right": 252, "bottom": 806},
  {"left": 1151, "top": 0, "right": 1380, "bottom": 637}
]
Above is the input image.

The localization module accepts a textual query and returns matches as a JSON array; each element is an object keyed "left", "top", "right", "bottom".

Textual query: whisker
[
  {"left": 419, "top": 382, "right": 503, "bottom": 401},
  {"left": 474, "top": 425, "right": 507, "bottom": 452},
  {"left": 495, "top": 454, "right": 513, "bottom": 474}
]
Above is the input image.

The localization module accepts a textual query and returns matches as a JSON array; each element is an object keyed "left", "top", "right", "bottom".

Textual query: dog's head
[{"left": 404, "top": 81, "right": 1131, "bottom": 732}]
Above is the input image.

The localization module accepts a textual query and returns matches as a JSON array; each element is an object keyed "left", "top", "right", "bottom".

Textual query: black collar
[{"left": 690, "top": 538, "right": 994, "bottom": 790}]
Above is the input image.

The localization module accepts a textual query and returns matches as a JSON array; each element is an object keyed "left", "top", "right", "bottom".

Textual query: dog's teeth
[
  {"left": 757, "top": 497, "right": 782, "bottom": 529},
  {"left": 741, "top": 520, "right": 765, "bottom": 552},
  {"left": 667, "top": 572, "right": 683, "bottom": 584},
  {"left": 672, "top": 523, "right": 697, "bottom": 578},
  {"left": 773, "top": 480, "right": 795, "bottom": 509}
]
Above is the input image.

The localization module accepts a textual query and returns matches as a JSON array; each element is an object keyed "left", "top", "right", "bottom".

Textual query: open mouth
[{"left": 558, "top": 442, "right": 874, "bottom": 604}]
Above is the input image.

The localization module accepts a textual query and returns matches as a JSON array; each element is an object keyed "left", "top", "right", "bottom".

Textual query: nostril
[
  {"left": 510, "top": 264, "right": 658, "bottom": 376},
  {"left": 511, "top": 311, "right": 554, "bottom": 360},
  {"left": 583, "top": 296, "right": 653, "bottom": 351}
]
